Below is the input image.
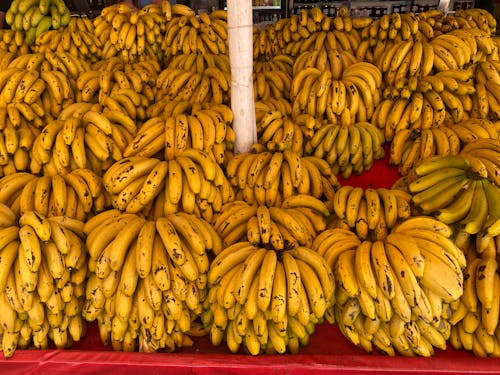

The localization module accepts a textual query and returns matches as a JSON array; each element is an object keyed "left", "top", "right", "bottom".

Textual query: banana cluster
[
  {"left": 0, "top": 30, "right": 30, "bottom": 56},
  {"left": 253, "top": 24, "right": 284, "bottom": 61},
  {"left": 390, "top": 125, "right": 461, "bottom": 176},
  {"left": 93, "top": 3, "right": 168, "bottom": 63},
  {"left": 157, "top": 60, "right": 230, "bottom": 104},
  {"left": 474, "top": 60, "right": 500, "bottom": 120},
  {"left": 125, "top": 104, "right": 233, "bottom": 164},
  {"left": 103, "top": 151, "right": 232, "bottom": 223},
  {"left": 319, "top": 216, "right": 464, "bottom": 356},
  {"left": 202, "top": 243, "right": 334, "bottom": 354},
  {"left": 374, "top": 69, "right": 475, "bottom": 142},
  {"left": 330, "top": 186, "right": 412, "bottom": 241},
  {"left": 226, "top": 150, "right": 340, "bottom": 206},
  {"left": 78, "top": 58, "right": 159, "bottom": 107},
  {"left": 255, "top": 110, "right": 305, "bottom": 153},
  {"left": 405, "top": 153, "right": 500, "bottom": 237},
  {"left": 82, "top": 211, "right": 216, "bottom": 352},
  {"left": 304, "top": 121, "right": 385, "bottom": 179},
  {"left": 290, "top": 59, "right": 383, "bottom": 125},
  {"left": 460, "top": 138, "right": 500, "bottom": 186},
  {"left": 449, "top": 237, "right": 500, "bottom": 357},
  {"left": 2, "top": 169, "right": 107, "bottom": 221},
  {"left": 29, "top": 104, "right": 138, "bottom": 176},
  {"left": 34, "top": 16, "right": 102, "bottom": 62},
  {"left": 277, "top": 9, "right": 361, "bottom": 57},
  {"left": 162, "top": 5, "right": 228, "bottom": 57},
  {"left": 214, "top": 196, "right": 328, "bottom": 249},
  {"left": 0, "top": 209, "right": 87, "bottom": 358},
  {"left": 254, "top": 55, "right": 293, "bottom": 101},
  {"left": 4, "top": 0, "right": 70, "bottom": 46}
]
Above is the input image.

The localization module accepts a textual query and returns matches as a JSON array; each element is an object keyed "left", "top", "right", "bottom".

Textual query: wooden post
[{"left": 227, "top": 0, "right": 257, "bottom": 154}]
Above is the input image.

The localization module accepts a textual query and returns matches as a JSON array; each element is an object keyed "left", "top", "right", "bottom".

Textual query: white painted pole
[{"left": 227, "top": 0, "right": 257, "bottom": 154}]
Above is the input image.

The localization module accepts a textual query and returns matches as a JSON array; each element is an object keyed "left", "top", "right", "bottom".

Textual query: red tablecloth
[{"left": 2, "top": 149, "right": 499, "bottom": 373}]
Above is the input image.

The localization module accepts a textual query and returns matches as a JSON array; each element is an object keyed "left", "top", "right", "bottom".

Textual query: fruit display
[
  {"left": 4, "top": 0, "right": 71, "bottom": 46},
  {"left": 0, "top": 0, "right": 500, "bottom": 364}
]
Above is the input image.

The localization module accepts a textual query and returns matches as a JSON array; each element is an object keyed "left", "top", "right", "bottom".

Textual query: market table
[{"left": 1, "top": 149, "right": 499, "bottom": 374}]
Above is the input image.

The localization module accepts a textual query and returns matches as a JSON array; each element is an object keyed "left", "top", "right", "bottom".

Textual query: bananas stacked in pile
[
  {"left": 0, "top": 208, "right": 87, "bottom": 358},
  {"left": 213, "top": 195, "right": 328, "bottom": 248},
  {"left": 290, "top": 60, "right": 382, "bottom": 124},
  {"left": 92, "top": 2, "right": 168, "bottom": 63},
  {"left": 390, "top": 118, "right": 499, "bottom": 176},
  {"left": 329, "top": 186, "right": 412, "bottom": 240},
  {"left": 255, "top": 110, "right": 305, "bottom": 153},
  {"left": 460, "top": 138, "right": 500, "bottom": 186},
  {"left": 202, "top": 243, "right": 334, "bottom": 354},
  {"left": 4, "top": 0, "right": 71, "bottom": 46},
  {"left": 474, "top": 60, "right": 500, "bottom": 120},
  {"left": 253, "top": 24, "right": 284, "bottom": 61},
  {"left": 75, "top": 58, "right": 159, "bottom": 106},
  {"left": 102, "top": 151, "right": 233, "bottom": 223},
  {"left": 82, "top": 210, "right": 217, "bottom": 352},
  {"left": 162, "top": 6, "right": 228, "bottom": 57},
  {"left": 125, "top": 104, "right": 234, "bottom": 164},
  {"left": 34, "top": 16, "right": 102, "bottom": 62},
  {"left": 0, "top": 169, "right": 107, "bottom": 221},
  {"left": 0, "top": 30, "right": 30, "bottom": 56},
  {"left": 405, "top": 151, "right": 500, "bottom": 238},
  {"left": 319, "top": 216, "right": 464, "bottom": 356},
  {"left": 28, "top": 104, "right": 138, "bottom": 176},
  {"left": 276, "top": 7, "right": 362, "bottom": 58},
  {"left": 226, "top": 150, "right": 340, "bottom": 206},
  {"left": 155, "top": 64, "right": 230, "bottom": 105},
  {"left": 448, "top": 236, "right": 500, "bottom": 357},
  {"left": 254, "top": 54, "right": 293, "bottom": 101},
  {"left": 304, "top": 121, "right": 385, "bottom": 179}
]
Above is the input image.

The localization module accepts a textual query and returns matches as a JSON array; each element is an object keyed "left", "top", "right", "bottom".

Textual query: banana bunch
[
  {"left": 225, "top": 150, "right": 340, "bottom": 207},
  {"left": 29, "top": 104, "right": 135, "bottom": 176},
  {"left": 93, "top": 2, "right": 167, "bottom": 63},
  {"left": 255, "top": 110, "right": 305, "bottom": 153},
  {"left": 449, "top": 239, "right": 500, "bottom": 357},
  {"left": 4, "top": 0, "right": 71, "bottom": 46},
  {"left": 0, "top": 30, "right": 30, "bottom": 56},
  {"left": 451, "top": 118, "right": 500, "bottom": 144},
  {"left": 355, "top": 13, "right": 420, "bottom": 64},
  {"left": 167, "top": 51, "right": 230, "bottom": 75},
  {"left": 278, "top": 9, "right": 361, "bottom": 58},
  {"left": 0, "top": 118, "right": 40, "bottom": 176},
  {"left": 18, "top": 169, "right": 107, "bottom": 220},
  {"left": 82, "top": 211, "right": 216, "bottom": 352},
  {"left": 124, "top": 104, "right": 234, "bottom": 165},
  {"left": 320, "top": 216, "right": 464, "bottom": 356},
  {"left": 214, "top": 196, "right": 328, "bottom": 248},
  {"left": 155, "top": 64, "right": 230, "bottom": 105},
  {"left": 406, "top": 153, "right": 500, "bottom": 236},
  {"left": 390, "top": 125, "right": 462, "bottom": 176},
  {"left": 329, "top": 186, "right": 412, "bottom": 241},
  {"left": 202, "top": 242, "right": 334, "bottom": 354},
  {"left": 255, "top": 98, "right": 292, "bottom": 119},
  {"left": 33, "top": 16, "right": 102, "bottom": 62},
  {"left": 453, "top": 8, "right": 497, "bottom": 35},
  {"left": 78, "top": 58, "right": 159, "bottom": 107},
  {"left": 474, "top": 60, "right": 500, "bottom": 120},
  {"left": 460, "top": 138, "right": 500, "bottom": 186},
  {"left": 430, "top": 33, "right": 478, "bottom": 72},
  {"left": 253, "top": 24, "right": 284, "bottom": 60},
  {"left": 0, "top": 209, "right": 87, "bottom": 358},
  {"left": 102, "top": 151, "right": 233, "bottom": 222},
  {"left": 161, "top": 6, "right": 228, "bottom": 57},
  {"left": 374, "top": 68, "right": 475, "bottom": 141},
  {"left": 306, "top": 121, "right": 385, "bottom": 179},
  {"left": 290, "top": 59, "right": 382, "bottom": 125},
  {"left": 254, "top": 56, "right": 293, "bottom": 101}
]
